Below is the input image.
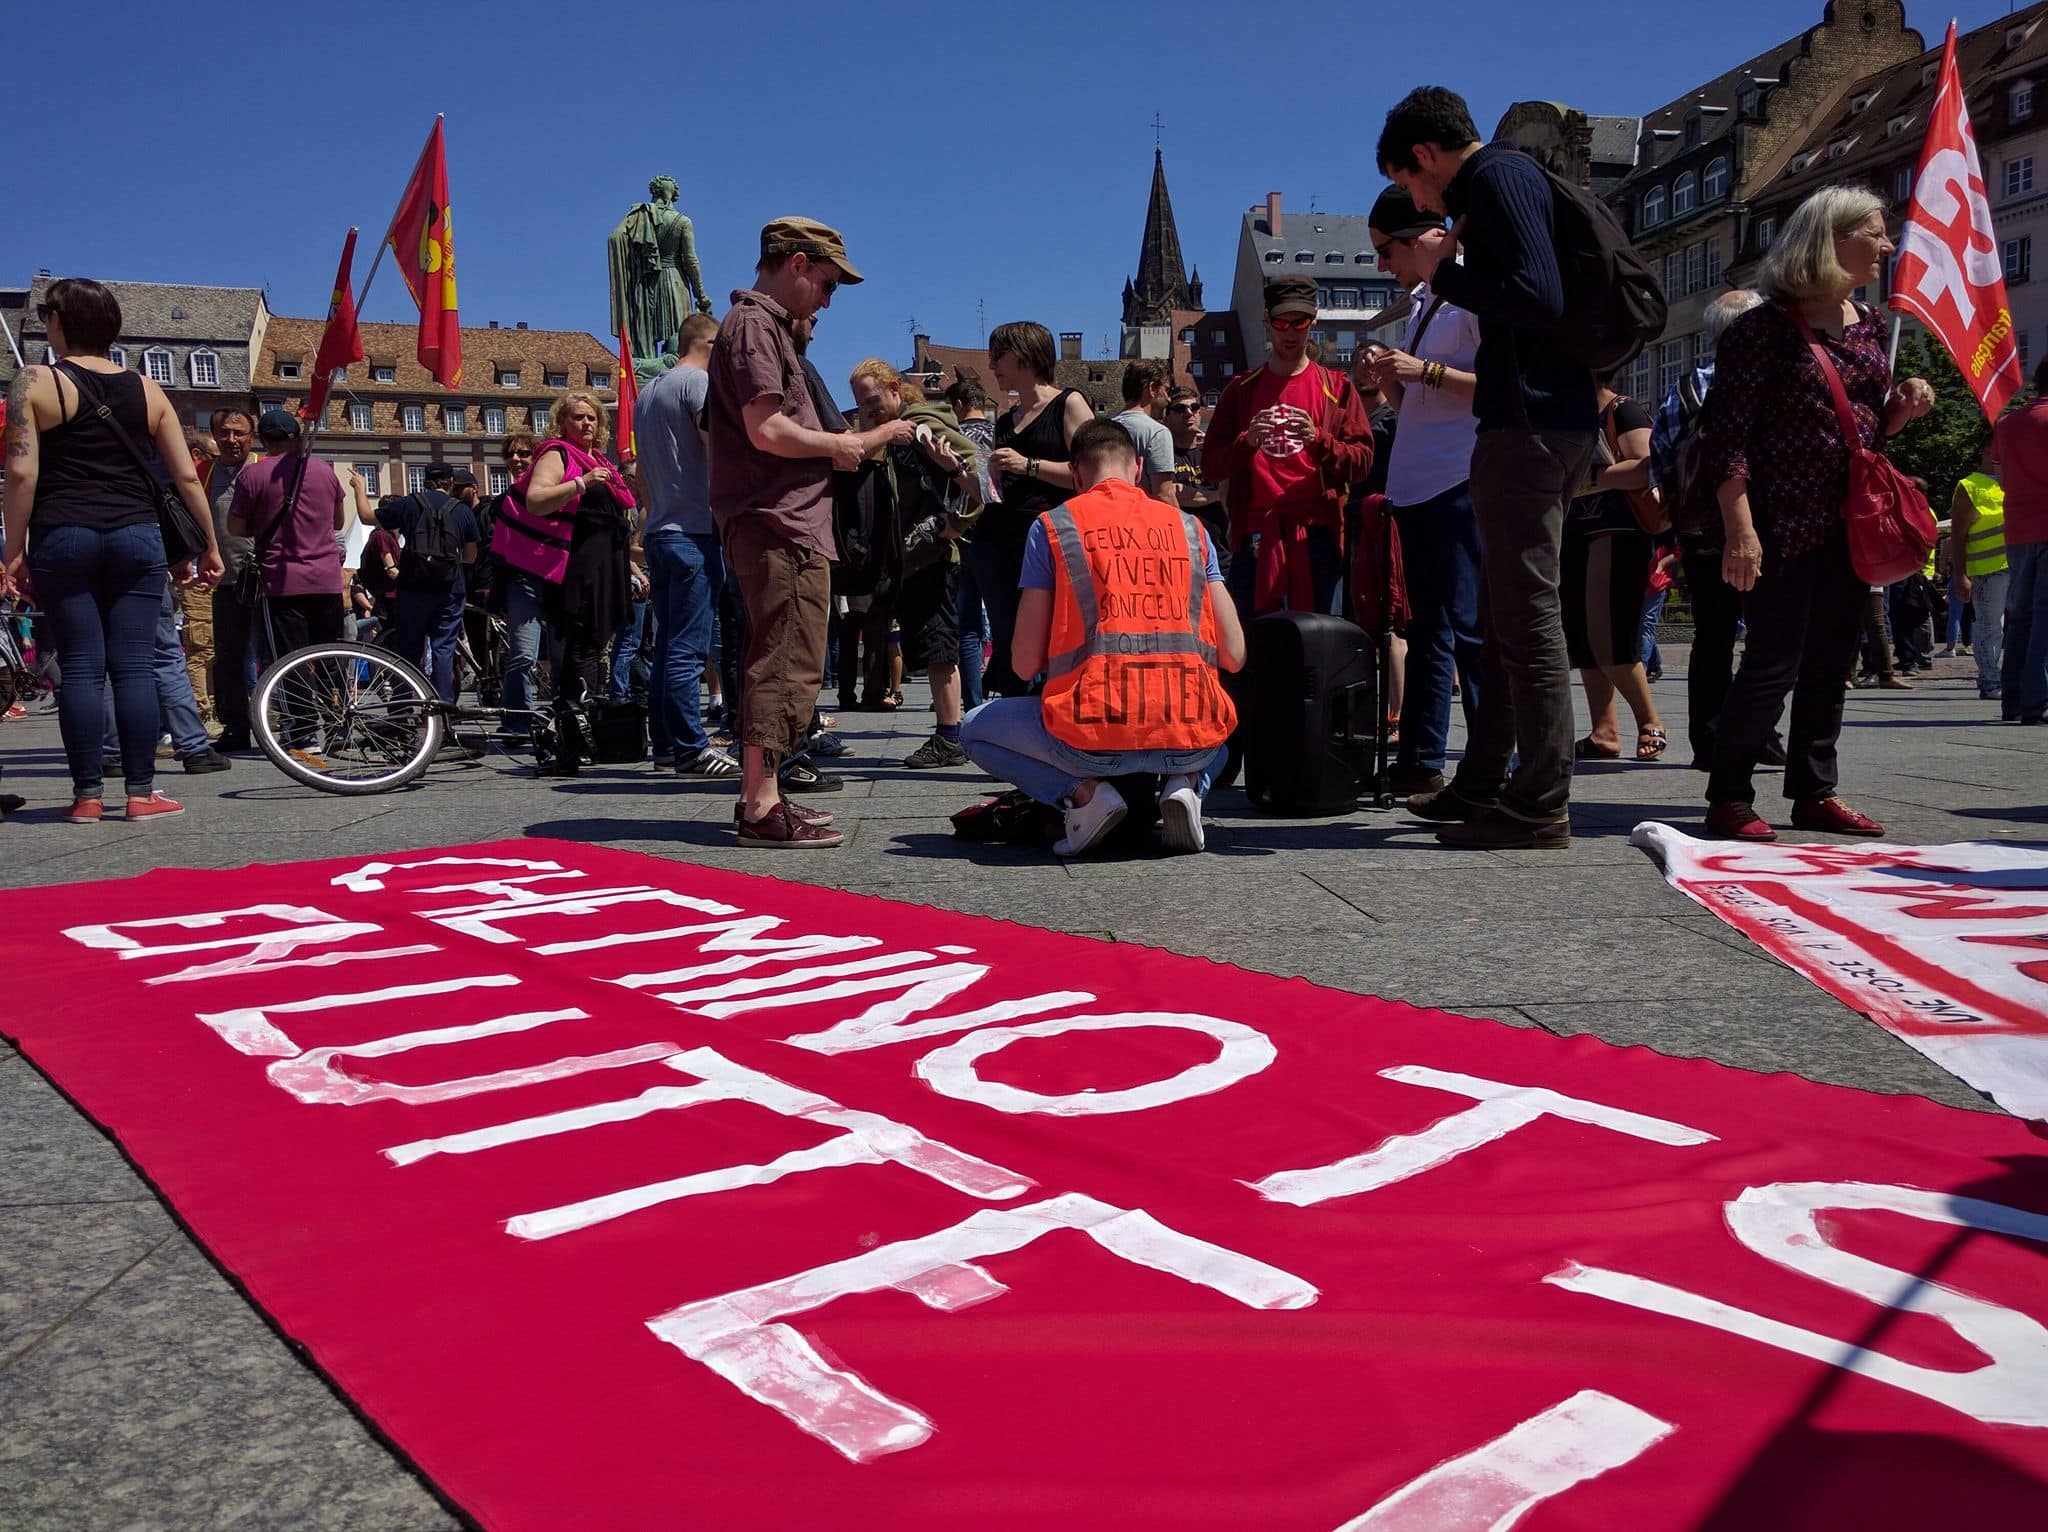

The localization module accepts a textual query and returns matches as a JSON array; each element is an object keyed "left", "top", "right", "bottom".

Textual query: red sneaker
[
  {"left": 1704, "top": 801, "right": 1776, "bottom": 842},
  {"left": 62, "top": 798, "right": 104, "bottom": 826},
  {"left": 734, "top": 800, "right": 833, "bottom": 828},
  {"left": 1791, "top": 795, "right": 1884, "bottom": 837},
  {"left": 736, "top": 800, "right": 844, "bottom": 849},
  {"left": 125, "top": 792, "right": 186, "bottom": 821}
]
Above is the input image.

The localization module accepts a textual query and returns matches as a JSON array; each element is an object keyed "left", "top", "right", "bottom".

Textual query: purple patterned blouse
[{"left": 1699, "top": 300, "right": 1893, "bottom": 558}]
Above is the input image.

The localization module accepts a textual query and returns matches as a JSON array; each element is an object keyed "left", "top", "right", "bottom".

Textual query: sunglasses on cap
[{"left": 1268, "top": 313, "right": 1313, "bottom": 332}]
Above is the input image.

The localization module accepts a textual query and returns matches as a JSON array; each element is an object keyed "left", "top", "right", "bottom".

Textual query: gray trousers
[{"left": 1450, "top": 427, "right": 1596, "bottom": 821}]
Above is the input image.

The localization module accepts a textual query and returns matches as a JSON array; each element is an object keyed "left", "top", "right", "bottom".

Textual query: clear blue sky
[{"left": 7, "top": 0, "right": 2023, "bottom": 394}]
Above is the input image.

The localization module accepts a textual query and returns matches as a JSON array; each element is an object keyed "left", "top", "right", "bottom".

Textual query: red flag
[
  {"left": 385, "top": 117, "right": 461, "bottom": 387},
  {"left": 1890, "top": 23, "right": 2021, "bottom": 421},
  {"left": 615, "top": 333, "right": 639, "bottom": 460},
  {"left": 299, "top": 228, "right": 365, "bottom": 423}
]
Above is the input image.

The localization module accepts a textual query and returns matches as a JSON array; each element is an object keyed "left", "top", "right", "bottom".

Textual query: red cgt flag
[
  {"left": 385, "top": 117, "right": 461, "bottom": 387},
  {"left": 300, "top": 228, "right": 366, "bottom": 423},
  {"left": 615, "top": 333, "right": 639, "bottom": 460},
  {"left": 1890, "top": 22, "right": 2021, "bottom": 421}
]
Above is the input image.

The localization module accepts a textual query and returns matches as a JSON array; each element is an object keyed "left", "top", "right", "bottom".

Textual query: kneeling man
[{"left": 962, "top": 419, "right": 1245, "bottom": 855}]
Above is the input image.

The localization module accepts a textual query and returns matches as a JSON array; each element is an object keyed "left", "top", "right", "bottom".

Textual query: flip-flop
[{"left": 1573, "top": 735, "right": 1620, "bottom": 760}]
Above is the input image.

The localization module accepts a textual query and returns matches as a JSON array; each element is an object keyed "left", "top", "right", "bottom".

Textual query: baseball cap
[
  {"left": 256, "top": 407, "right": 301, "bottom": 441},
  {"left": 759, "top": 216, "right": 865, "bottom": 283},
  {"left": 1369, "top": 185, "right": 1443, "bottom": 241},
  {"left": 424, "top": 461, "right": 455, "bottom": 484},
  {"left": 451, "top": 468, "right": 477, "bottom": 488},
  {"left": 1263, "top": 275, "right": 1319, "bottom": 318}
]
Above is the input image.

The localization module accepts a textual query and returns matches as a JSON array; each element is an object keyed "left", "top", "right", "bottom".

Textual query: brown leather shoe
[
  {"left": 736, "top": 800, "right": 844, "bottom": 849},
  {"left": 1790, "top": 795, "right": 1884, "bottom": 837},
  {"left": 734, "top": 800, "right": 834, "bottom": 827},
  {"left": 1407, "top": 782, "right": 1498, "bottom": 823},
  {"left": 1704, "top": 801, "right": 1776, "bottom": 842}
]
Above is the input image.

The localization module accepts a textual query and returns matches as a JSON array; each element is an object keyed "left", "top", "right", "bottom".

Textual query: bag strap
[
  {"left": 1782, "top": 305, "right": 1865, "bottom": 449},
  {"left": 1406, "top": 295, "right": 1448, "bottom": 354},
  {"left": 57, "top": 362, "right": 163, "bottom": 504}
]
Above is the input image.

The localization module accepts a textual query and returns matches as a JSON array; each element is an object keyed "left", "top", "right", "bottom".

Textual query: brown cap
[
  {"left": 1264, "top": 275, "right": 1319, "bottom": 317},
  {"left": 759, "top": 216, "right": 865, "bottom": 284}
]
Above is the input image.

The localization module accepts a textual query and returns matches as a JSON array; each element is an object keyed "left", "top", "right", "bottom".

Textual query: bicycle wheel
[{"left": 252, "top": 642, "right": 446, "bottom": 794}]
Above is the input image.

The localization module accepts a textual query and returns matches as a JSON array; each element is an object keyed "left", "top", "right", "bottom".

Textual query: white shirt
[{"left": 1383, "top": 280, "right": 1482, "bottom": 508}]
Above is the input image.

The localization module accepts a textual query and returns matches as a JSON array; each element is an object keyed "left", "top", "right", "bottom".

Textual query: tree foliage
[{"left": 1885, "top": 331, "right": 1997, "bottom": 507}]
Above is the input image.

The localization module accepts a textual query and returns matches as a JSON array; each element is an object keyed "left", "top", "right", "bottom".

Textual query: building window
[
  {"left": 1179, "top": 328, "right": 1194, "bottom": 343},
  {"left": 1850, "top": 91, "right": 1877, "bottom": 115},
  {"left": 372, "top": 364, "right": 397, "bottom": 383},
  {"left": 401, "top": 403, "right": 425, "bottom": 433},
  {"left": 1672, "top": 172, "right": 1698, "bottom": 215},
  {"left": 1922, "top": 62, "right": 1939, "bottom": 87},
  {"left": 1316, "top": 286, "right": 1331, "bottom": 307},
  {"left": 1201, "top": 390, "right": 1218, "bottom": 407},
  {"left": 2020, "top": 329, "right": 2033, "bottom": 369},
  {"left": 278, "top": 361, "right": 302, "bottom": 380},
  {"left": 483, "top": 406, "right": 506, "bottom": 435},
  {"left": 260, "top": 398, "right": 284, "bottom": 415},
  {"left": 1756, "top": 217, "right": 1777, "bottom": 252},
  {"left": 1190, "top": 361, "right": 1205, "bottom": 378},
  {"left": 1356, "top": 253, "right": 1375, "bottom": 265},
  {"left": 1329, "top": 289, "right": 1358, "bottom": 309},
  {"left": 1221, "top": 362, "right": 1236, "bottom": 377},
  {"left": 2015, "top": 82, "right": 2036, "bottom": 123},
  {"left": 1293, "top": 251, "right": 1314, "bottom": 264},
  {"left": 488, "top": 467, "right": 509, "bottom": 495},
  {"left": 1739, "top": 87, "right": 1761, "bottom": 117},
  {"left": 2007, "top": 156, "right": 2035, "bottom": 198},
  {"left": 1706, "top": 238, "right": 1723, "bottom": 287},
  {"left": 348, "top": 402, "right": 373, "bottom": 432},
  {"left": 444, "top": 406, "right": 466, "bottom": 434},
  {"left": 1685, "top": 243, "right": 1704, "bottom": 294},
  {"left": 1630, "top": 351, "right": 1655, "bottom": 401},
  {"left": 1664, "top": 252, "right": 1683, "bottom": 295},
  {"left": 531, "top": 407, "right": 549, "bottom": 434},
  {"left": 1683, "top": 116, "right": 1702, "bottom": 149},
  {"left": 544, "top": 370, "right": 569, "bottom": 387},
  {"left": 496, "top": 368, "right": 520, "bottom": 387},
  {"left": 106, "top": 345, "right": 126, "bottom": 368},
  {"left": 1323, "top": 253, "right": 1343, "bottom": 265},
  {"left": 188, "top": 350, "right": 220, "bottom": 388},
  {"left": 356, "top": 464, "right": 380, "bottom": 496},
  {"left": 1263, "top": 251, "right": 1283, "bottom": 264},
  {"left": 1640, "top": 186, "right": 1666, "bottom": 229},
  {"left": 590, "top": 371, "right": 611, "bottom": 390},
  {"left": 1886, "top": 114, "right": 1910, "bottom": 138},
  {"left": 1210, "top": 329, "right": 1226, "bottom": 344},
  {"left": 2005, "top": 235, "right": 2032, "bottom": 282},
  {"left": 1702, "top": 157, "right": 1729, "bottom": 201},
  {"left": 407, "top": 466, "right": 427, "bottom": 495},
  {"left": 1659, "top": 339, "right": 1686, "bottom": 397},
  {"left": 1895, "top": 165, "right": 1915, "bottom": 202}
]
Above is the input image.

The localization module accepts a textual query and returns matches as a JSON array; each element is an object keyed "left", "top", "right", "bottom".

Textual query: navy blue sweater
[{"left": 1428, "top": 145, "right": 1597, "bottom": 435}]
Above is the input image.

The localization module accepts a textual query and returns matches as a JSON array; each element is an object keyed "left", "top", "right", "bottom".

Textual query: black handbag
[{"left": 59, "top": 362, "right": 210, "bottom": 564}]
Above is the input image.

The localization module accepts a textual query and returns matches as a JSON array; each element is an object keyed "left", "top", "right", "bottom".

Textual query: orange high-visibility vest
[{"left": 1039, "top": 477, "right": 1237, "bottom": 752}]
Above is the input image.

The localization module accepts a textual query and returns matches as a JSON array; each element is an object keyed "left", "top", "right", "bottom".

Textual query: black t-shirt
[
  {"left": 377, "top": 490, "right": 482, "bottom": 594},
  {"left": 1569, "top": 396, "right": 1653, "bottom": 535}
]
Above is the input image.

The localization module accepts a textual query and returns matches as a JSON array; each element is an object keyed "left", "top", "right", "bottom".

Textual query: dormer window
[
  {"left": 2015, "top": 81, "right": 2036, "bottom": 123},
  {"left": 372, "top": 364, "right": 397, "bottom": 383},
  {"left": 278, "top": 360, "right": 302, "bottom": 380},
  {"left": 1673, "top": 172, "right": 1698, "bottom": 215},
  {"left": 1263, "top": 250, "right": 1283, "bottom": 264},
  {"left": 1703, "top": 157, "right": 1729, "bottom": 201},
  {"left": 1850, "top": 91, "right": 1878, "bottom": 115},
  {"left": 143, "top": 347, "right": 173, "bottom": 383},
  {"left": 1683, "top": 115, "right": 1703, "bottom": 149},
  {"left": 106, "top": 345, "right": 126, "bottom": 368},
  {"left": 1293, "top": 251, "right": 1314, "bottom": 264},
  {"left": 1640, "top": 186, "right": 1667, "bottom": 228},
  {"left": 188, "top": 349, "right": 220, "bottom": 388},
  {"left": 2010, "top": 22, "right": 2037, "bottom": 50},
  {"left": 1887, "top": 113, "right": 1911, "bottom": 137},
  {"left": 1739, "top": 87, "right": 1762, "bottom": 116},
  {"left": 1922, "top": 62, "right": 1939, "bottom": 87}
]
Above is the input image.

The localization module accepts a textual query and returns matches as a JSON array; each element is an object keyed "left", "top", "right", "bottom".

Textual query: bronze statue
[{"left": 607, "top": 176, "right": 711, "bottom": 367}]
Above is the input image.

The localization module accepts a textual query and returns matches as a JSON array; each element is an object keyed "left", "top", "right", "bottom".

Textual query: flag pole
[{"left": 1888, "top": 314, "right": 1903, "bottom": 372}]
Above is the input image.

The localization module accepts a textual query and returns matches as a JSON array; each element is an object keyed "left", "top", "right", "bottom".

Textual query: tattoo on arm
[{"left": 5, "top": 367, "right": 37, "bottom": 459}]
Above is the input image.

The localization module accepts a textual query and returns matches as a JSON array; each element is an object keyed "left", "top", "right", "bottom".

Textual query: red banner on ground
[
  {"left": 1636, "top": 824, "right": 2048, "bottom": 1121},
  {"left": 4, "top": 840, "right": 2047, "bottom": 1529}
]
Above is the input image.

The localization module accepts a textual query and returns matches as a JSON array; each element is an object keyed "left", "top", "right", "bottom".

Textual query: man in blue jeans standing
[
  {"left": 638, "top": 313, "right": 738, "bottom": 776},
  {"left": 376, "top": 461, "right": 480, "bottom": 701}
]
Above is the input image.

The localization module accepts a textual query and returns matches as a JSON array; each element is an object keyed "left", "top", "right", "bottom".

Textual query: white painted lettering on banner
[{"left": 916, "top": 1012, "right": 1277, "bottom": 1115}]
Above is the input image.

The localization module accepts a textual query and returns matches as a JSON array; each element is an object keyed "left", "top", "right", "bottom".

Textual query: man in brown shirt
[{"left": 708, "top": 216, "right": 915, "bottom": 848}]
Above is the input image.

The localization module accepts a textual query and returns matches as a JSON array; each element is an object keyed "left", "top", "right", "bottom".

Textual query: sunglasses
[
  {"left": 1166, "top": 403, "right": 1195, "bottom": 414},
  {"left": 35, "top": 302, "right": 57, "bottom": 321},
  {"left": 1269, "top": 313, "right": 1313, "bottom": 332}
]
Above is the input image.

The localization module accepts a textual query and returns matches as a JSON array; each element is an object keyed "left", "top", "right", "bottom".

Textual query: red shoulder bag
[{"left": 1786, "top": 307, "right": 1937, "bottom": 584}]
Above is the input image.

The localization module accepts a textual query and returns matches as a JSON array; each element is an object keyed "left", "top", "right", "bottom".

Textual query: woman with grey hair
[{"left": 1692, "top": 186, "right": 1935, "bottom": 841}]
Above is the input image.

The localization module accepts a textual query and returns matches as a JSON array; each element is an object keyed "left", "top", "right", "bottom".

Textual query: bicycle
[
  {"left": 0, "top": 601, "right": 54, "bottom": 717},
  {"left": 251, "top": 640, "right": 558, "bottom": 794}
]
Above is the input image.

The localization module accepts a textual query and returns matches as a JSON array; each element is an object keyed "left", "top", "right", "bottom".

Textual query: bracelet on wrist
[{"left": 1026, "top": 457, "right": 1039, "bottom": 480}]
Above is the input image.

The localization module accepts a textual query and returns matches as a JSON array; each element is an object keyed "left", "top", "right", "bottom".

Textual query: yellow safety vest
[{"left": 1958, "top": 471, "right": 2008, "bottom": 576}]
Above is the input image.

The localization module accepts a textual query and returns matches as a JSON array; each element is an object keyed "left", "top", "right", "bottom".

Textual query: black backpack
[
  {"left": 1522, "top": 150, "right": 1668, "bottom": 373},
  {"left": 401, "top": 489, "right": 465, "bottom": 585},
  {"left": 1663, "top": 372, "right": 1720, "bottom": 543}
]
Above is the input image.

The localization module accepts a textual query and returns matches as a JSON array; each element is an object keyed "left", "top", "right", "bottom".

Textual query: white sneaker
[
  {"left": 1054, "top": 782, "right": 1127, "bottom": 857},
  {"left": 1159, "top": 774, "right": 1206, "bottom": 853}
]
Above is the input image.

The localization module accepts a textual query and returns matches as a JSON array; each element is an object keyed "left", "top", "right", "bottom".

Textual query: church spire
[{"left": 1124, "top": 146, "right": 1194, "bottom": 328}]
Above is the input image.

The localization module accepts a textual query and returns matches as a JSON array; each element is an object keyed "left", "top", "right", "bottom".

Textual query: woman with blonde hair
[
  {"left": 1692, "top": 185, "right": 1936, "bottom": 841},
  {"left": 518, "top": 388, "right": 633, "bottom": 768}
]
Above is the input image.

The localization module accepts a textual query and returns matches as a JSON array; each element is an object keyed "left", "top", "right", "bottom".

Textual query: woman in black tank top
[
  {"left": 2, "top": 277, "right": 223, "bottom": 821},
  {"left": 972, "top": 322, "right": 1094, "bottom": 694}
]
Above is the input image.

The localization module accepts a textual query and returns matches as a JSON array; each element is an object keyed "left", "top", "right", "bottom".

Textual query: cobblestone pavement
[{"left": 2, "top": 644, "right": 2041, "bottom": 1528}]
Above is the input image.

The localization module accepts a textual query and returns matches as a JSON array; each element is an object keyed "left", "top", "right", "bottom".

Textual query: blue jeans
[
  {"left": 646, "top": 528, "right": 723, "bottom": 761},
  {"left": 31, "top": 521, "right": 167, "bottom": 799},
  {"left": 387, "top": 584, "right": 465, "bottom": 701},
  {"left": 103, "top": 578, "right": 209, "bottom": 763},
  {"left": 500, "top": 573, "right": 546, "bottom": 732},
  {"left": 957, "top": 553, "right": 988, "bottom": 710},
  {"left": 960, "top": 696, "right": 1225, "bottom": 807},
  {"left": 1640, "top": 585, "right": 1668, "bottom": 672},
  {"left": 1972, "top": 567, "right": 2009, "bottom": 695},
  {"left": 609, "top": 596, "right": 650, "bottom": 702},
  {"left": 1391, "top": 483, "right": 1485, "bottom": 773},
  {"left": 2001, "top": 541, "right": 2048, "bottom": 720}
]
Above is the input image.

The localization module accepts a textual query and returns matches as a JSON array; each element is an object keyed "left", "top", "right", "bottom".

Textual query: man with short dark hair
[
  {"left": 1202, "top": 275, "right": 1375, "bottom": 618},
  {"left": 708, "top": 217, "right": 915, "bottom": 848},
  {"left": 962, "top": 419, "right": 1245, "bottom": 856},
  {"left": 206, "top": 406, "right": 259, "bottom": 751},
  {"left": 1112, "top": 361, "right": 1178, "bottom": 506},
  {"left": 1378, "top": 84, "right": 1597, "bottom": 849},
  {"left": 1166, "top": 385, "right": 1228, "bottom": 580},
  {"left": 376, "top": 461, "right": 480, "bottom": 701}
]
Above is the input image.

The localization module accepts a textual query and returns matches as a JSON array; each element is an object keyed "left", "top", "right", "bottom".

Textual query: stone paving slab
[{"left": 0, "top": 642, "right": 2039, "bottom": 1526}]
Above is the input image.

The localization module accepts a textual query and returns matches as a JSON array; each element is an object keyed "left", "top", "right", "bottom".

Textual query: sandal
[
  {"left": 882, "top": 689, "right": 904, "bottom": 711},
  {"left": 1635, "top": 726, "right": 1669, "bottom": 761},
  {"left": 1573, "top": 735, "right": 1621, "bottom": 760}
]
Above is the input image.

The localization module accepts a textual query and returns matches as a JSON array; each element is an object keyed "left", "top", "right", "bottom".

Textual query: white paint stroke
[
  {"left": 917, "top": 1012, "right": 1276, "bottom": 1116},
  {"left": 784, "top": 990, "right": 1098, "bottom": 1055},
  {"left": 332, "top": 855, "right": 569, "bottom": 893},
  {"left": 146, "top": 943, "right": 441, "bottom": 986},
  {"left": 196, "top": 974, "right": 520, "bottom": 1058}
]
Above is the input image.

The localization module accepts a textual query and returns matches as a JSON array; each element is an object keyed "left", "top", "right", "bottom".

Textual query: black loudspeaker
[
  {"left": 587, "top": 700, "right": 648, "bottom": 764},
  {"left": 1240, "top": 612, "right": 1377, "bottom": 815}
]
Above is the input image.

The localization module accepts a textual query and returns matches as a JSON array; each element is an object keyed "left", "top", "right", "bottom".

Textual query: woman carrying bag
[{"left": 1693, "top": 187, "right": 1936, "bottom": 842}]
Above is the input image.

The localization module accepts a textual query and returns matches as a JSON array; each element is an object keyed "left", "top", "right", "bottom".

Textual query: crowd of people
[{"left": 5, "top": 84, "right": 2044, "bottom": 847}]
